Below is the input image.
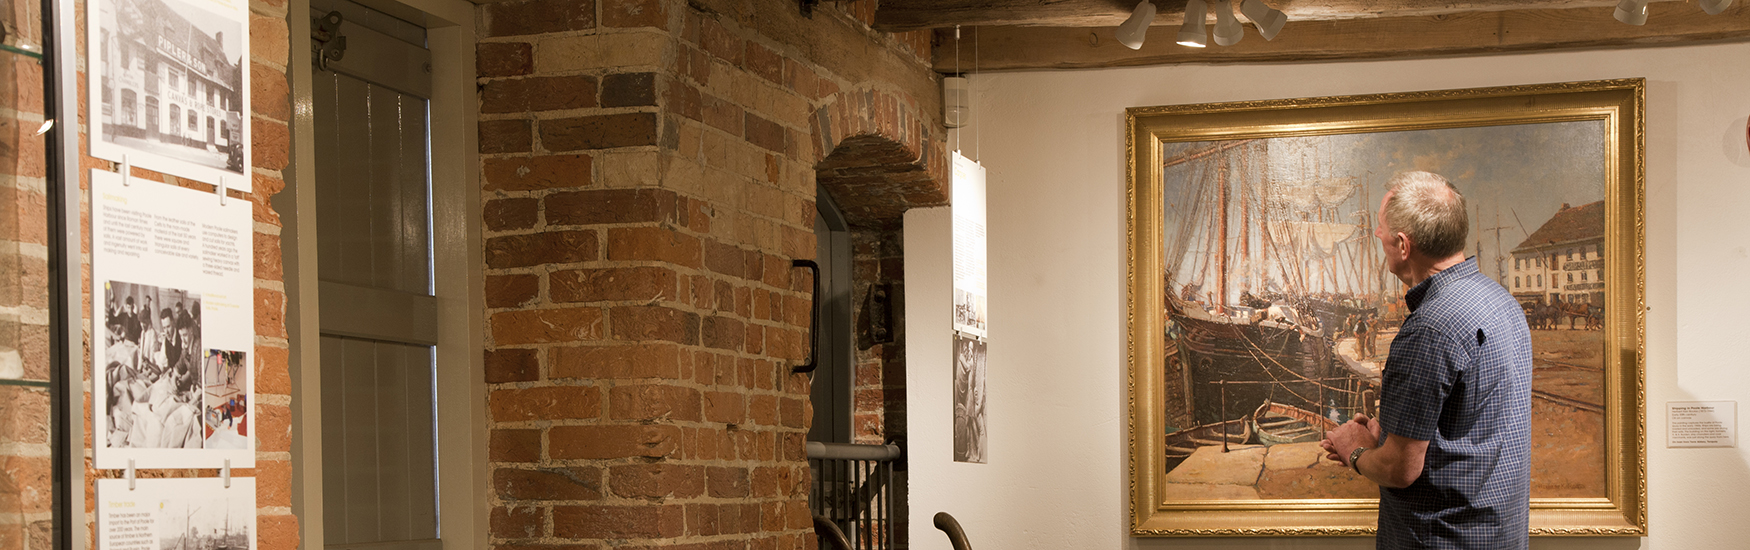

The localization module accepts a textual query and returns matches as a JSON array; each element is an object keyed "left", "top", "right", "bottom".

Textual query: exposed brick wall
[
  {"left": 61, "top": 0, "right": 299, "bottom": 548},
  {"left": 476, "top": 0, "right": 945, "bottom": 547},
  {"left": 0, "top": 2, "right": 52, "bottom": 546},
  {"left": 849, "top": 231, "right": 904, "bottom": 446}
]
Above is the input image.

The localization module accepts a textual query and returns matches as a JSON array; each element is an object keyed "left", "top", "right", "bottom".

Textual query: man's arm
[
  {"left": 1320, "top": 414, "right": 1429, "bottom": 489},
  {"left": 1357, "top": 433, "right": 1428, "bottom": 489}
]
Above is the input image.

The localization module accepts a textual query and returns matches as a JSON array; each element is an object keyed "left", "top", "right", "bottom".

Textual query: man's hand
[{"left": 1320, "top": 413, "right": 1377, "bottom": 466}]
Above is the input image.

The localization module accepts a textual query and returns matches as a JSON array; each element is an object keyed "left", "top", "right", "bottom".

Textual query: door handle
[{"left": 791, "top": 259, "right": 819, "bottom": 374}]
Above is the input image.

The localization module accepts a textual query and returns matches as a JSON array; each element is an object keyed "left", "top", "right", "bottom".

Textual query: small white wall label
[{"left": 1667, "top": 401, "right": 1736, "bottom": 448}]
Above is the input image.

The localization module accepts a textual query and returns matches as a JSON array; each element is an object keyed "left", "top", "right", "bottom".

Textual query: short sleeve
[{"left": 1378, "top": 325, "right": 1462, "bottom": 442}]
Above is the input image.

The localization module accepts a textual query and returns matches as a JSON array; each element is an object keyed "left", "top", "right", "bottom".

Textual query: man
[{"left": 1320, "top": 171, "right": 1534, "bottom": 549}]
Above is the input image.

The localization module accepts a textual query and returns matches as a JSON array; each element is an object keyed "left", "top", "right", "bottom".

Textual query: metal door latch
[{"left": 312, "top": 11, "right": 347, "bottom": 70}]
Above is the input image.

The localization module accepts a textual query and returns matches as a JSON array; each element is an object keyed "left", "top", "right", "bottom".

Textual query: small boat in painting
[{"left": 1251, "top": 400, "right": 1339, "bottom": 446}]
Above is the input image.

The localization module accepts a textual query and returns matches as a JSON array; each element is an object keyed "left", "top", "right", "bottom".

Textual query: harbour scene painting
[{"left": 1156, "top": 121, "right": 1609, "bottom": 501}]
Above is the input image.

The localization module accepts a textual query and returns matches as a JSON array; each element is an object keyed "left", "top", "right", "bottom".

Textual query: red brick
[
  {"left": 485, "top": 230, "right": 598, "bottom": 269},
  {"left": 549, "top": 425, "right": 683, "bottom": 459},
  {"left": 484, "top": 197, "right": 539, "bottom": 231},
  {"left": 256, "top": 403, "right": 292, "bottom": 452},
  {"left": 743, "top": 42, "right": 783, "bottom": 84},
  {"left": 485, "top": 347, "right": 540, "bottom": 383},
  {"left": 550, "top": 266, "right": 678, "bottom": 303},
  {"left": 706, "top": 466, "right": 751, "bottom": 498},
  {"left": 540, "top": 113, "right": 658, "bottom": 151},
  {"left": 480, "top": 119, "right": 533, "bottom": 154},
  {"left": 701, "top": 315, "right": 744, "bottom": 351},
  {"left": 484, "top": 154, "right": 592, "bottom": 191},
  {"left": 252, "top": 117, "right": 290, "bottom": 171},
  {"left": 702, "top": 239, "right": 745, "bottom": 277},
  {"left": 251, "top": 63, "right": 290, "bottom": 121},
  {"left": 491, "top": 506, "right": 545, "bottom": 539},
  {"left": 608, "top": 384, "right": 701, "bottom": 421},
  {"left": 256, "top": 288, "right": 287, "bottom": 339},
  {"left": 552, "top": 504, "right": 684, "bottom": 539},
  {"left": 702, "top": 391, "right": 745, "bottom": 423},
  {"left": 700, "top": 93, "right": 742, "bottom": 135},
  {"left": 491, "top": 307, "right": 605, "bottom": 345},
  {"left": 784, "top": 58, "right": 818, "bottom": 100},
  {"left": 743, "top": 112, "right": 785, "bottom": 153},
  {"left": 549, "top": 343, "right": 682, "bottom": 380},
  {"left": 257, "top": 515, "right": 300, "bottom": 550},
  {"left": 609, "top": 305, "right": 699, "bottom": 345},
  {"left": 545, "top": 188, "right": 679, "bottom": 226},
  {"left": 602, "top": 0, "right": 667, "bottom": 28},
  {"left": 602, "top": 72, "right": 656, "bottom": 107},
  {"left": 478, "top": 42, "right": 534, "bottom": 77},
  {"left": 609, "top": 464, "right": 704, "bottom": 499},
  {"left": 699, "top": 18, "right": 742, "bottom": 64},
  {"left": 494, "top": 467, "right": 603, "bottom": 500},
  {"left": 748, "top": 395, "right": 778, "bottom": 426},
  {"left": 743, "top": 324, "right": 763, "bottom": 354},
  {"left": 779, "top": 397, "right": 806, "bottom": 428},
  {"left": 485, "top": 274, "right": 540, "bottom": 309},
  {"left": 491, "top": 428, "right": 543, "bottom": 462},
  {"left": 606, "top": 226, "right": 702, "bottom": 268},
  {"left": 490, "top": 386, "right": 602, "bottom": 421},
  {"left": 482, "top": 75, "right": 598, "bottom": 114},
  {"left": 254, "top": 346, "right": 292, "bottom": 395},
  {"left": 663, "top": 78, "right": 701, "bottom": 122},
  {"left": 487, "top": 0, "right": 596, "bottom": 37}
]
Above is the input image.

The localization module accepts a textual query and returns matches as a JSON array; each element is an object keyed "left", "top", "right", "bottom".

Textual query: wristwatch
[{"left": 1349, "top": 447, "right": 1367, "bottom": 474}]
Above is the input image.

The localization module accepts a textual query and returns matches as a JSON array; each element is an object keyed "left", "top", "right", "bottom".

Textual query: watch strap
[{"left": 1349, "top": 446, "right": 1367, "bottom": 474}]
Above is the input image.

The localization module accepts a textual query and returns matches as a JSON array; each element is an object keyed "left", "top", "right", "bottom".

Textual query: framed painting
[{"left": 1126, "top": 79, "right": 1645, "bottom": 536}]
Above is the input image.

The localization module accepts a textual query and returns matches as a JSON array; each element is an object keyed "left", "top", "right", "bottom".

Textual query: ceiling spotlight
[
  {"left": 1116, "top": 1, "right": 1157, "bottom": 50},
  {"left": 1613, "top": 0, "right": 1648, "bottom": 25},
  {"left": 1239, "top": 0, "right": 1287, "bottom": 40},
  {"left": 1212, "top": 0, "right": 1243, "bottom": 46},
  {"left": 1177, "top": 0, "right": 1209, "bottom": 48},
  {"left": 1701, "top": 0, "right": 1733, "bottom": 15}
]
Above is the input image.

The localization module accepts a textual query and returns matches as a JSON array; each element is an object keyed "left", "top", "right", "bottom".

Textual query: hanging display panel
[
  {"left": 92, "top": 169, "right": 255, "bottom": 469},
  {"left": 97, "top": 477, "right": 256, "bottom": 550},
  {"left": 87, "top": 0, "right": 252, "bottom": 191}
]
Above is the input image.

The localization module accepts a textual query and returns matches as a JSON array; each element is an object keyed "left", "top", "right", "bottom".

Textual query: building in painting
[
  {"left": 1509, "top": 200, "right": 1606, "bottom": 306},
  {"left": 96, "top": 0, "right": 244, "bottom": 171}
]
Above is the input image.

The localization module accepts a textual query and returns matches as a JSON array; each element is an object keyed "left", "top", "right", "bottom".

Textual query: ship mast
[{"left": 1216, "top": 156, "right": 1229, "bottom": 314}]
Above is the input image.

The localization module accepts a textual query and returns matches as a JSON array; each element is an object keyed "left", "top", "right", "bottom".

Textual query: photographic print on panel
[
  {"left": 103, "top": 281, "right": 204, "bottom": 450},
  {"left": 1128, "top": 80, "right": 1644, "bottom": 536},
  {"left": 201, "top": 349, "right": 248, "bottom": 449},
  {"left": 953, "top": 333, "right": 987, "bottom": 463},
  {"left": 89, "top": 0, "right": 252, "bottom": 191}
]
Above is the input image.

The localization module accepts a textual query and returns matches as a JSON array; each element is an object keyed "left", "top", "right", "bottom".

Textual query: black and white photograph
[
  {"left": 201, "top": 349, "right": 249, "bottom": 449},
  {"left": 952, "top": 333, "right": 988, "bottom": 464},
  {"left": 90, "top": 0, "right": 252, "bottom": 190},
  {"left": 104, "top": 280, "right": 204, "bottom": 450},
  {"left": 98, "top": 478, "right": 257, "bottom": 550}
]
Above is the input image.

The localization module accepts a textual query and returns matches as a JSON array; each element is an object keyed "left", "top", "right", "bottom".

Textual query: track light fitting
[
  {"left": 1116, "top": 1, "right": 1157, "bottom": 50},
  {"left": 1177, "top": 0, "right": 1209, "bottom": 48},
  {"left": 1239, "top": 0, "right": 1287, "bottom": 40},
  {"left": 1212, "top": 0, "right": 1243, "bottom": 46},
  {"left": 1613, "top": 0, "right": 1648, "bottom": 25},
  {"left": 1701, "top": 0, "right": 1734, "bottom": 15}
]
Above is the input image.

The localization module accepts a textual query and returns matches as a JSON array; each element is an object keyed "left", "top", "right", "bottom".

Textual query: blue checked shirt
[{"left": 1377, "top": 257, "right": 1533, "bottom": 549}]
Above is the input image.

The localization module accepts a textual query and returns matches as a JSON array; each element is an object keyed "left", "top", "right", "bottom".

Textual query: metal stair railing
[{"left": 807, "top": 441, "right": 903, "bottom": 550}]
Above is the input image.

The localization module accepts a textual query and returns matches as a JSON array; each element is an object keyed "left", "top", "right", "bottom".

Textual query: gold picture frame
[{"left": 1126, "top": 79, "right": 1645, "bottom": 536}]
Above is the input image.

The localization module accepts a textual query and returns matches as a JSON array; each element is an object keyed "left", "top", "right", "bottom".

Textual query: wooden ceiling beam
[
  {"left": 928, "top": 3, "right": 1750, "bottom": 71},
  {"left": 874, "top": 0, "right": 1673, "bottom": 32}
]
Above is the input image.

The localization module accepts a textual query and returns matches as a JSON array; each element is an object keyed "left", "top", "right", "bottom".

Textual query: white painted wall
[{"left": 906, "top": 42, "right": 1750, "bottom": 550}]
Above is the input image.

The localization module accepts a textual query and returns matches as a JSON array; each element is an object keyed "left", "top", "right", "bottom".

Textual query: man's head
[{"left": 1376, "top": 171, "right": 1469, "bottom": 284}]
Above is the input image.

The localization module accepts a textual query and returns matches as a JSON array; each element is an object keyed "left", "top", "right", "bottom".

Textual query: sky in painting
[{"left": 1161, "top": 120, "right": 1607, "bottom": 296}]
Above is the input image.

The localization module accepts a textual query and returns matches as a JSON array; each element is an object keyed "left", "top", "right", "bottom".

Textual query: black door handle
[{"left": 791, "top": 259, "right": 819, "bottom": 373}]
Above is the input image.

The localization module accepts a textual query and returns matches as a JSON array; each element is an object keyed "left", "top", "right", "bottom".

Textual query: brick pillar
[{"left": 477, "top": 0, "right": 821, "bottom": 547}]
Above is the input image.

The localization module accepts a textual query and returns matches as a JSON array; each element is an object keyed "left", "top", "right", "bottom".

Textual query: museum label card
[
  {"left": 1667, "top": 401, "right": 1736, "bottom": 448},
  {"left": 951, "top": 152, "right": 988, "bottom": 338},
  {"left": 93, "top": 169, "right": 256, "bottom": 469},
  {"left": 98, "top": 477, "right": 256, "bottom": 550}
]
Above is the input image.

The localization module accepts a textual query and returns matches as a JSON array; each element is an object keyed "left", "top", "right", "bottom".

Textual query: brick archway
[{"left": 810, "top": 87, "right": 950, "bottom": 228}]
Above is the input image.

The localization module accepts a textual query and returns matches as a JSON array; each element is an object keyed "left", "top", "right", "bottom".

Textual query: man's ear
[{"left": 1394, "top": 232, "right": 1415, "bottom": 258}]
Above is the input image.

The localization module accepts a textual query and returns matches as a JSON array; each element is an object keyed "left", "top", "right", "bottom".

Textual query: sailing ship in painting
[{"left": 1160, "top": 138, "right": 1387, "bottom": 450}]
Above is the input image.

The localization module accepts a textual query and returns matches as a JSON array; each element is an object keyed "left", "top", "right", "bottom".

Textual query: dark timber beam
[
  {"left": 929, "top": 3, "right": 1750, "bottom": 71},
  {"left": 875, "top": 0, "right": 1672, "bottom": 32}
]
